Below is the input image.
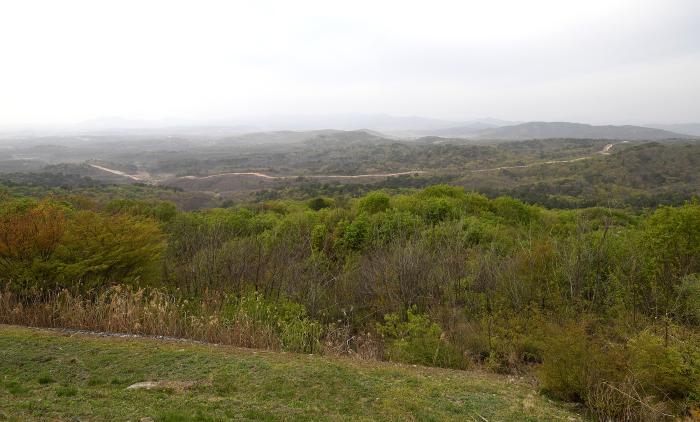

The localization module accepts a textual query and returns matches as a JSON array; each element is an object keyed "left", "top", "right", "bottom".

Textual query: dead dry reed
[{"left": 0, "top": 285, "right": 279, "bottom": 350}]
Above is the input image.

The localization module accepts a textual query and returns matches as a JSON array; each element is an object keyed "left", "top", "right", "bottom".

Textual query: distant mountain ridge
[
  {"left": 471, "top": 122, "right": 692, "bottom": 141},
  {"left": 2, "top": 115, "right": 696, "bottom": 141},
  {"left": 643, "top": 123, "right": 700, "bottom": 137},
  {"left": 388, "top": 118, "right": 520, "bottom": 137}
]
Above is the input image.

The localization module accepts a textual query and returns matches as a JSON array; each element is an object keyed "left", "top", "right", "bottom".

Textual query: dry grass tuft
[{"left": 0, "top": 286, "right": 279, "bottom": 350}]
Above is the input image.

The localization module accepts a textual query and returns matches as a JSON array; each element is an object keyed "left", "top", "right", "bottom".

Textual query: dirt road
[
  {"left": 88, "top": 164, "right": 145, "bottom": 181},
  {"left": 470, "top": 141, "right": 626, "bottom": 173},
  {"left": 88, "top": 141, "right": 625, "bottom": 182}
]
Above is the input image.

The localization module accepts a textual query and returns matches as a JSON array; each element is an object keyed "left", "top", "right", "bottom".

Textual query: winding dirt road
[
  {"left": 89, "top": 165, "right": 427, "bottom": 183},
  {"left": 88, "top": 141, "right": 626, "bottom": 183},
  {"left": 469, "top": 141, "right": 626, "bottom": 173},
  {"left": 89, "top": 164, "right": 144, "bottom": 181},
  {"left": 179, "top": 170, "right": 427, "bottom": 181}
]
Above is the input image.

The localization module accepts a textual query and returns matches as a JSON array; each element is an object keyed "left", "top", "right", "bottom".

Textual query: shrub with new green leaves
[
  {"left": 643, "top": 204, "right": 700, "bottom": 281},
  {"left": 336, "top": 214, "right": 370, "bottom": 252},
  {"left": 423, "top": 198, "right": 454, "bottom": 225},
  {"left": 419, "top": 184, "right": 465, "bottom": 199},
  {"left": 358, "top": 191, "right": 390, "bottom": 214},
  {"left": 677, "top": 274, "right": 700, "bottom": 325},
  {"left": 307, "top": 196, "right": 332, "bottom": 211},
  {"left": 627, "top": 331, "right": 700, "bottom": 401},
  {"left": 221, "top": 291, "right": 323, "bottom": 354},
  {"left": 538, "top": 322, "right": 621, "bottom": 403},
  {"left": 490, "top": 196, "right": 540, "bottom": 225},
  {"left": 311, "top": 224, "right": 327, "bottom": 254},
  {"left": 540, "top": 322, "right": 700, "bottom": 420},
  {"left": 377, "top": 306, "right": 464, "bottom": 369},
  {"left": 370, "top": 209, "right": 420, "bottom": 245}
]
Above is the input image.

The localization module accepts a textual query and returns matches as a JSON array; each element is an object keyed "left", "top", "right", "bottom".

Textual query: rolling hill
[{"left": 471, "top": 121, "right": 691, "bottom": 141}]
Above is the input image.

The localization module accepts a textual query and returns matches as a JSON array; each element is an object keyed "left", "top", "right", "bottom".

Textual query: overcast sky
[{"left": 1, "top": 0, "right": 699, "bottom": 127}]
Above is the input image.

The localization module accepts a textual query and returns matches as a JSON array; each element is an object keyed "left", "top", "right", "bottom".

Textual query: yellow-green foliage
[
  {"left": 2, "top": 186, "right": 700, "bottom": 419},
  {"left": 539, "top": 322, "right": 700, "bottom": 420},
  {"left": 221, "top": 291, "right": 323, "bottom": 353},
  {"left": 377, "top": 306, "right": 464, "bottom": 369},
  {"left": 0, "top": 199, "right": 164, "bottom": 292}
]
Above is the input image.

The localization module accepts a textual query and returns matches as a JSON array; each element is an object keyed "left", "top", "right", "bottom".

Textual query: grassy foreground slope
[{"left": 0, "top": 326, "right": 584, "bottom": 421}]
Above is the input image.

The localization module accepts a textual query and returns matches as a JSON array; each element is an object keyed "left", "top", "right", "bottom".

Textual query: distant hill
[
  {"left": 406, "top": 122, "right": 497, "bottom": 138},
  {"left": 390, "top": 118, "right": 520, "bottom": 138},
  {"left": 215, "top": 129, "right": 389, "bottom": 146},
  {"left": 643, "top": 123, "right": 700, "bottom": 137},
  {"left": 472, "top": 122, "right": 692, "bottom": 141}
]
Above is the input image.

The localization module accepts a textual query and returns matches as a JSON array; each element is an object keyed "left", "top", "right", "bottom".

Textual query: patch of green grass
[
  {"left": 4, "top": 381, "right": 29, "bottom": 396},
  {"left": 0, "top": 325, "right": 586, "bottom": 421},
  {"left": 158, "top": 410, "right": 216, "bottom": 422},
  {"left": 55, "top": 386, "right": 78, "bottom": 397},
  {"left": 37, "top": 374, "right": 55, "bottom": 385}
]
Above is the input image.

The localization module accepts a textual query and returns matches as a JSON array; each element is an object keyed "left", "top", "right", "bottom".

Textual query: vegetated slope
[
  {"left": 0, "top": 178, "right": 222, "bottom": 211},
  {"left": 473, "top": 121, "right": 691, "bottom": 141},
  {"left": 40, "top": 163, "right": 137, "bottom": 184},
  {"left": 461, "top": 141, "right": 700, "bottom": 207},
  {"left": 0, "top": 172, "right": 104, "bottom": 189},
  {"left": 159, "top": 138, "right": 610, "bottom": 189},
  {"left": 0, "top": 326, "right": 584, "bottom": 421}
]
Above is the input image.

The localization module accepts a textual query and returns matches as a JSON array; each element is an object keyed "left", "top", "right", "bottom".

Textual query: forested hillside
[
  {"left": 4, "top": 131, "right": 699, "bottom": 211},
  {"left": 1, "top": 185, "right": 699, "bottom": 420},
  {"left": 464, "top": 142, "right": 700, "bottom": 207}
]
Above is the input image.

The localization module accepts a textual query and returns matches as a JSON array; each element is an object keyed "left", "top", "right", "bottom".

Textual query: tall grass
[{"left": 0, "top": 286, "right": 321, "bottom": 353}]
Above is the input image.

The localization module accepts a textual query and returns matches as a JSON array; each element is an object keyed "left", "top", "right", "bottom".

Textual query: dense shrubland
[{"left": 1, "top": 185, "right": 699, "bottom": 420}]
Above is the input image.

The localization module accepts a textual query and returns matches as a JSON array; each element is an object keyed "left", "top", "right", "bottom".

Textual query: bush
[
  {"left": 490, "top": 196, "right": 539, "bottom": 225},
  {"left": 538, "top": 324, "right": 621, "bottom": 403},
  {"left": 423, "top": 198, "right": 454, "bottom": 225},
  {"left": 370, "top": 209, "right": 420, "bottom": 245},
  {"left": 307, "top": 197, "right": 332, "bottom": 211},
  {"left": 0, "top": 202, "right": 164, "bottom": 293},
  {"left": 377, "top": 306, "right": 464, "bottom": 369},
  {"left": 336, "top": 214, "right": 370, "bottom": 252},
  {"left": 539, "top": 322, "right": 700, "bottom": 421},
  {"left": 53, "top": 211, "right": 165, "bottom": 290},
  {"left": 221, "top": 291, "right": 323, "bottom": 354},
  {"left": 358, "top": 192, "right": 390, "bottom": 214},
  {"left": 677, "top": 274, "right": 700, "bottom": 325},
  {"left": 627, "top": 331, "right": 699, "bottom": 401}
]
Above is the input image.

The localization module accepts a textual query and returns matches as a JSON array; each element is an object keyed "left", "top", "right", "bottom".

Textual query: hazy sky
[{"left": 1, "top": 0, "right": 699, "bottom": 126}]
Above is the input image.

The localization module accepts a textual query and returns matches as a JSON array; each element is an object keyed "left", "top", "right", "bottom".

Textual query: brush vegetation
[{"left": 1, "top": 185, "right": 700, "bottom": 420}]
